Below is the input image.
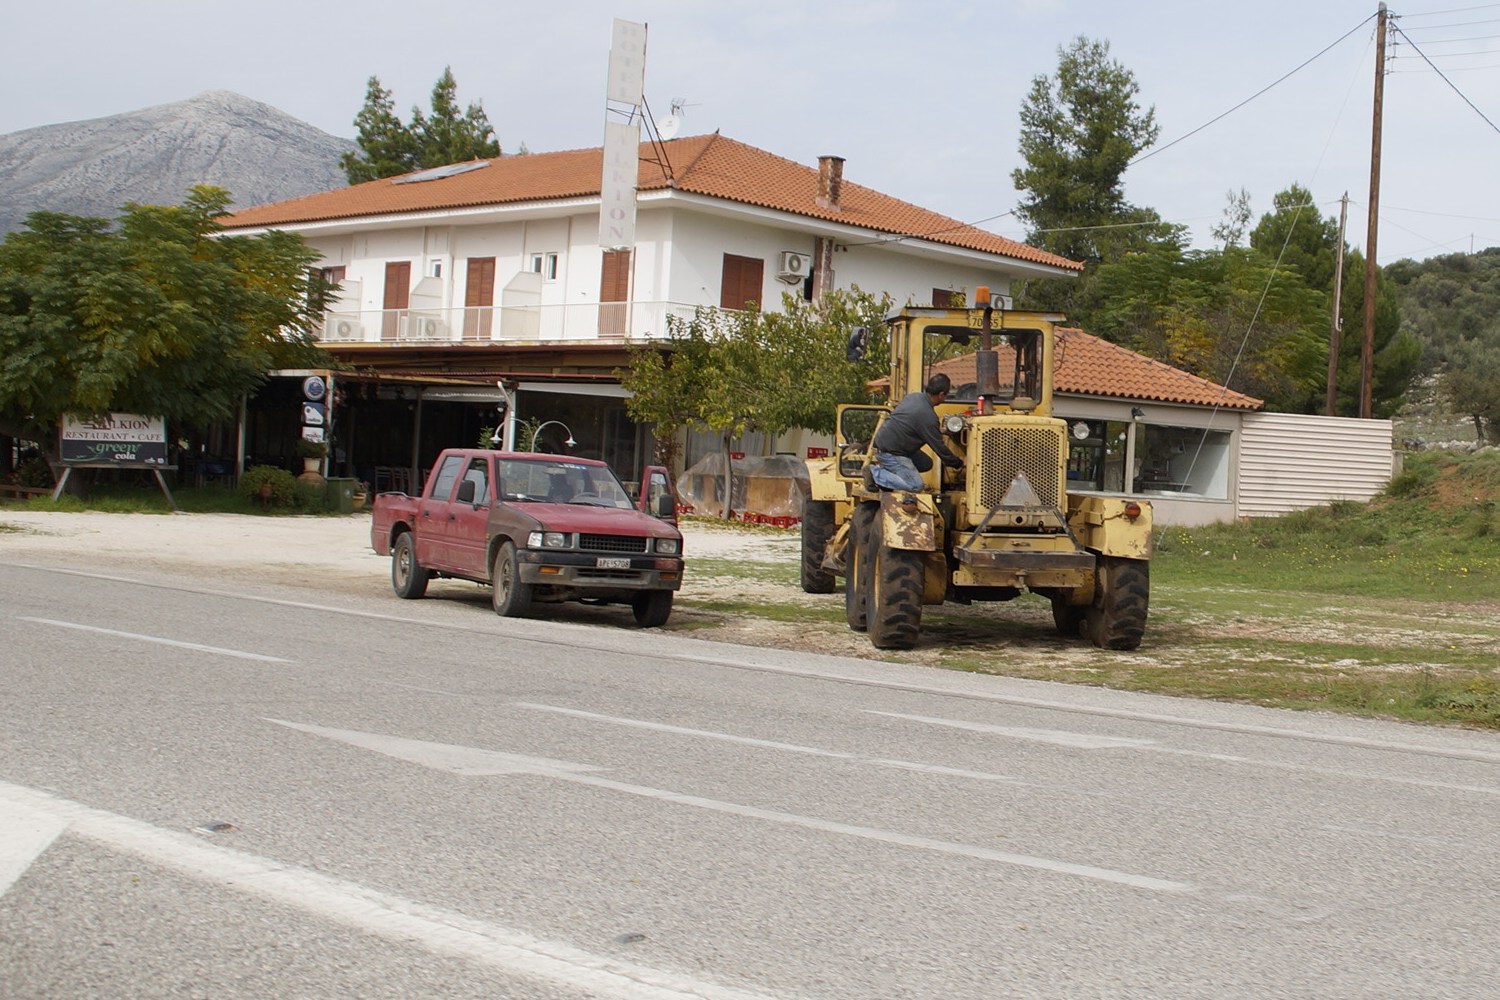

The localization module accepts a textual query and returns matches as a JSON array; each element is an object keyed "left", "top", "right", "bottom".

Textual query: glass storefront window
[{"left": 1061, "top": 416, "right": 1231, "bottom": 500}]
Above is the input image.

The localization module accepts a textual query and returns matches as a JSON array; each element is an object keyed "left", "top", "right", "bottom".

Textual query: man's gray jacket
[{"left": 872, "top": 392, "right": 961, "bottom": 466}]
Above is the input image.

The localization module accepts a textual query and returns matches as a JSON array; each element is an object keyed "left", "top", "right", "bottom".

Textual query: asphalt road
[{"left": 3, "top": 556, "right": 1500, "bottom": 999}]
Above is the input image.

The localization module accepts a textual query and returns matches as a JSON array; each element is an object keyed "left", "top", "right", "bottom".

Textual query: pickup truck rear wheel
[
  {"left": 391, "top": 532, "right": 429, "bottom": 599},
  {"left": 632, "top": 589, "right": 673, "bottom": 627},
  {"left": 491, "top": 541, "right": 533, "bottom": 617}
]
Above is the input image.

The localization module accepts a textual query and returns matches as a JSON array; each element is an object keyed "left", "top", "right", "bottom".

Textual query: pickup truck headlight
[
  {"left": 527, "top": 531, "right": 570, "bottom": 548},
  {"left": 654, "top": 537, "right": 680, "bottom": 555}
]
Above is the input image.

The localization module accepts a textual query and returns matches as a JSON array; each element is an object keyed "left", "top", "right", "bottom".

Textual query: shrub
[{"left": 238, "top": 465, "right": 299, "bottom": 511}]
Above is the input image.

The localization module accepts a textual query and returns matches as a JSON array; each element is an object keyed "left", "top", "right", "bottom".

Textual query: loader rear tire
[
  {"left": 867, "top": 519, "right": 924, "bottom": 651},
  {"left": 1051, "top": 597, "right": 1086, "bottom": 638},
  {"left": 844, "top": 502, "right": 876, "bottom": 631},
  {"left": 800, "top": 499, "right": 837, "bottom": 594},
  {"left": 1085, "top": 557, "right": 1149, "bottom": 650}
]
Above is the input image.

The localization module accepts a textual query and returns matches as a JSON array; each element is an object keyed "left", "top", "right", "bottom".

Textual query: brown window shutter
[
  {"left": 721, "top": 254, "right": 764, "bottom": 311},
  {"left": 599, "top": 250, "right": 631, "bottom": 336},
  {"left": 932, "top": 288, "right": 955, "bottom": 308},
  {"left": 381, "top": 261, "right": 412, "bottom": 341},
  {"left": 463, "top": 257, "right": 496, "bottom": 340}
]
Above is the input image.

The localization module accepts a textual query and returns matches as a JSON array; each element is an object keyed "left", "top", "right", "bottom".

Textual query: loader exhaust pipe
[{"left": 974, "top": 285, "right": 999, "bottom": 401}]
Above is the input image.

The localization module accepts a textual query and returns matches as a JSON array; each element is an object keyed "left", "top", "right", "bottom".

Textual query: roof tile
[
  {"left": 220, "top": 133, "right": 1078, "bottom": 271},
  {"left": 929, "top": 328, "right": 1263, "bottom": 410}
]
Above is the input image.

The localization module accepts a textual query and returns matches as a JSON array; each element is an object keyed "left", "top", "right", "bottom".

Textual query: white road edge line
[
  {"left": 18, "top": 617, "right": 291, "bottom": 663},
  {"left": 0, "top": 779, "right": 783, "bottom": 1000}
]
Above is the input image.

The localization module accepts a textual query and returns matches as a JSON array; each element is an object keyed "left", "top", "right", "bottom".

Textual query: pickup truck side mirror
[
  {"left": 652, "top": 493, "right": 675, "bottom": 519},
  {"left": 455, "top": 479, "right": 476, "bottom": 504}
]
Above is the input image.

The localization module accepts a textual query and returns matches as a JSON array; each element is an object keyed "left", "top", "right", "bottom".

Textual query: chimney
[{"left": 816, "top": 155, "right": 845, "bottom": 211}]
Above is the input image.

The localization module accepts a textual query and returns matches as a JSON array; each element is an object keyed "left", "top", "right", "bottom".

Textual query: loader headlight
[{"left": 943, "top": 413, "right": 966, "bottom": 434}]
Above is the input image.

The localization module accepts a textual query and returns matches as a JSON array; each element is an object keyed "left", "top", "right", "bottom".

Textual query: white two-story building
[{"left": 221, "top": 133, "right": 1392, "bottom": 524}]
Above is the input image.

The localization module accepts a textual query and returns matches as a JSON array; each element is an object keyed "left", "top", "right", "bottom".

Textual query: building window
[
  {"left": 1061, "top": 417, "right": 1232, "bottom": 499},
  {"left": 429, "top": 259, "right": 443, "bottom": 278},
  {"left": 720, "top": 254, "right": 764, "bottom": 311},
  {"left": 530, "top": 253, "right": 559, "bottom": 280}
]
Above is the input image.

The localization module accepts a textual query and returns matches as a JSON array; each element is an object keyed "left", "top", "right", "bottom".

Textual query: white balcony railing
[{"left": 315, "top": 301, "right": 707, "bottom": 346}]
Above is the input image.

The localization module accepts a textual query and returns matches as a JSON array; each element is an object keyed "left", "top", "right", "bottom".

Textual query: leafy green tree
[
  {"left": 341, "top": 77, "right": 419, "bottom": 184},
  {"left": 1439, "top": 337, "right": 1500, "bottom": 443},
  {"left": 1211, "top": 188, "right": 1253, "bottom": 249},
  {"left": 1012, "top": 36, "right": 1165, "bottom": 264},
  {"left": 1011, "top": 36, "right": 1182, "bottom": 317},
  {"left": 0, "top": 186, "right": 330, "bottom": 449},
  {"left": 341, "top": 67, "right": 500, "bottom": 184},
  {"left": 619, "top": 288, "right": 891, "bottom": 517},
  {"left": 1249, "top": 184, "right": 1341, "bottom": 290}
]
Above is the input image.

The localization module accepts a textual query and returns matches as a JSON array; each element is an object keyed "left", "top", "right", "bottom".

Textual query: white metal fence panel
[{"left": 1237, "top": 413, "right": 1394, "bottom": 518}]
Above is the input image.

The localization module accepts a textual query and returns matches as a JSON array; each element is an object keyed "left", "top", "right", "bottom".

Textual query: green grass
[
  {"left": 8, "top": 481, "right": 352, "bottom": 516},
  {"left": 677, "top": 448, "right": 1500, "bottom": 730}
]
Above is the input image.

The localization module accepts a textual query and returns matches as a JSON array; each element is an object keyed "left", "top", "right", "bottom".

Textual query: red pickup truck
[{"left": 370, "top": 448, "right": 684, "bottom": 627}]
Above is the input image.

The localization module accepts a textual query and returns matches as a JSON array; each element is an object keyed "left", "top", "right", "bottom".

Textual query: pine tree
[{"left": 341, "top": 68, "right": 500, "bottom": 184}]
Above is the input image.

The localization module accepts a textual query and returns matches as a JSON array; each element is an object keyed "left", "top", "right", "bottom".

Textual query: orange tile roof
[
  {"left": 219, "top": 133, "right": 1079, "bottom": 272},
  {"left": 928, "top": 328, "right": 1263, "bottom": 410}
]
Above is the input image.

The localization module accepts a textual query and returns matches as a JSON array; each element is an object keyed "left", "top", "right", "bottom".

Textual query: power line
[
  {"left": 1391, "top": 22, "right": 1500, "bottom": 134},
  {"left": 1129, "top": 13, "right": 1376, "bottom": 167}
]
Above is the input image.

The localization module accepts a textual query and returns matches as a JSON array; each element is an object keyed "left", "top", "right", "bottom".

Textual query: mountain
[{"left": 0, "top": 90, "right": 355, "bottom": 233}]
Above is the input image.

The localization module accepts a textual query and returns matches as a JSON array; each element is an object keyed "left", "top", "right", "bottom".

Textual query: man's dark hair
[{"left": 924, "top": 373, "right": 952, "bottom": 396}]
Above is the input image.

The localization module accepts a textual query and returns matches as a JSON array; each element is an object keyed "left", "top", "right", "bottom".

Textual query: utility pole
[
  {"left": 1327, "top": 193, "right": 1349, "bottom": 416},
  {"left": 1360, "top": 2, "right": 1389, "bottom": 419}
]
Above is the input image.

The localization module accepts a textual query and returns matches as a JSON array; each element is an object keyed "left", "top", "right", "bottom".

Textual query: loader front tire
[
  {"left": 1085, "top": 556, "right": 1149, "bottom": 650},
  {"left": 867, "top": 519, "right": 924, "bottom": 651}
]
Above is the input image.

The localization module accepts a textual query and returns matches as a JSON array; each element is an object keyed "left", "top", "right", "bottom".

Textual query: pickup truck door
[
  {"left": 447, "top": 456, "right": 494, "bottom": 577},
  {"left": 417, "top": 453, "right": 465, "bottom": 570},
  {"left": 638, "top": 465, "right": 677, "bottom": 525}
]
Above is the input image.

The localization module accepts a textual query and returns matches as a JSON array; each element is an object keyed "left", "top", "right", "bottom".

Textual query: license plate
[{"left": 596, "top": 556, "right": 632, "bottom": 569}]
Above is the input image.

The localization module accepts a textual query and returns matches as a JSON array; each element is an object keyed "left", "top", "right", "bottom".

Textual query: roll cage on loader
[{"left": 801, "top": 288, "right": 1152, "bottom": 651}]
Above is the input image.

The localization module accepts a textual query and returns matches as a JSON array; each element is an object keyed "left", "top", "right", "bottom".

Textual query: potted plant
[
  {"left": 352, "top": 479, "right": 371, "bottom": 511},
  {"left": 293, "top": 438, "right": 327, "bottom": 478}
]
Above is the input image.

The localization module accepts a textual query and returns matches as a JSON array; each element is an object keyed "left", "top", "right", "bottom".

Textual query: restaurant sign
[{"left": 60, "top": 413, "right": 169, "bottom": 465}]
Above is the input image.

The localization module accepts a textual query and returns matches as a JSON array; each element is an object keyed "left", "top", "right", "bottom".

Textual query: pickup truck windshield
[{"left": 496, "top": 458, "right": 633, "bottom": 507}]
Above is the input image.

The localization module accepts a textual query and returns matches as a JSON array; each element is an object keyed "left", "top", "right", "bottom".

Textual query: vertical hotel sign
[{"left": 599, "top": 18, "right": 646, "bottom": 250}]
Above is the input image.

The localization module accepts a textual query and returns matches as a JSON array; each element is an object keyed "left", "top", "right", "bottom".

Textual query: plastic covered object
[{"left": 676, "top": 452, "right": 810, "bottom": 520}]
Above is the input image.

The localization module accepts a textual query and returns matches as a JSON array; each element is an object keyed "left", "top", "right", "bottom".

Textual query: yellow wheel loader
[{"left": 802, "top": 289, "right": 1152, "bottom": 651}]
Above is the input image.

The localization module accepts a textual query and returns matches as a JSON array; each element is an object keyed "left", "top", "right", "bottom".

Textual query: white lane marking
[
  {"left": 15, "top": 563, "right": 1500, "bottom": 767},
  {"left": 885, "top": 712, "right": 1500, "bottom": 797},
  {"left": 266, "top": 719, "right": 602, "bottom": 776},
  {"left": 0, "top": 802, "right": 67, "bottom": 896},
  {"left": 866, "top": 710, "right": 1156, "bottom": 750},
  {"left": 270, "top": 720, "right": 1191, "bottom": 895},
  {"left": 19, "top": 617, "right": 291, "bottom": 663},
  {"left": 0, "top": 780, "right": 784, "bottom": 1000},
  {"left": 517, "top": 702, "right": 1022, "bottom": 784}
]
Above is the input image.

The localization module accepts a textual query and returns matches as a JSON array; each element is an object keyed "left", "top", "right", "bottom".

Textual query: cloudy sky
[{"left": 5, "top": 1, "right": 1499, "bottom": 262}]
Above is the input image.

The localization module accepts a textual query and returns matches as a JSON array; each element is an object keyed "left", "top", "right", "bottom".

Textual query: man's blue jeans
[{"left": 871, "top": 451, "right": 925, "bottom": 491}]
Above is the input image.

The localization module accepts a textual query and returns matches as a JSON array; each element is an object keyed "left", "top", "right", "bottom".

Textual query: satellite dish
[{"left": 658, "top": 115, "right": 681, "bottom": 139}]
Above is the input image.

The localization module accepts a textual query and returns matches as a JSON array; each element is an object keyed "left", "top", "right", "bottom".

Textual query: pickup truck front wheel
[
  {"left": 632, "top": 589, "right": 673, "bottom": 628},
  {"left": 391, "top": 532, "right": 429, "bottom": 599},
  {"left": 491, "top": 541, "right": 533, "bottom": 617}
]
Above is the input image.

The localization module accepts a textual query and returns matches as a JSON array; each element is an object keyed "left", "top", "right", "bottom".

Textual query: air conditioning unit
[
  {"left": 776, "top": 250, "right": 812, "bottom": 283},
  {"left": 327, "top": 318, "right": 364, "bottom": 341},
  {"left": 405, "top": 314, "right": 448, "bottom": 340}
]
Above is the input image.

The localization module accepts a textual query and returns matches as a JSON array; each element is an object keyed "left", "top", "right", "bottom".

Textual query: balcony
[{"left": 315, "top": 301, "right": 706, "bottom": 346}]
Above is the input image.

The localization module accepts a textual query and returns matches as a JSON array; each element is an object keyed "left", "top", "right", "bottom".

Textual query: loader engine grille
[{"left": 973, "top": 424, "right": 1063, "bottom": 509}]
